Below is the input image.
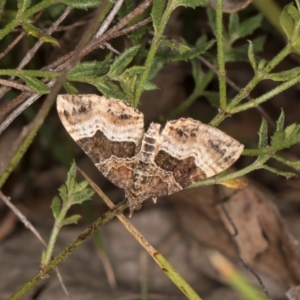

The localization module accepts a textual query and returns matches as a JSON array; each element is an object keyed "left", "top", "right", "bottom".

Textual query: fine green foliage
[
  {"left": 108, "top": 45, "right": 141, "bottom": 77},
  {"left": 22, "top": 76, "right": 50, "bottom": 94},
  {"left": 51, "top": 162, "right": 94, "bottom": 219},
  {"left": 23, "top": 23, "right": 59, "bottom": 46},
  {"left": 151, "top": 0, "right": 168, "bottom": 33},
  {"left": 60, "top": 0, "right": 102, "bottom": 9},
  {"left": 69, "top": 56, "right": 112, "bottom": 78},
  {"left": 241, "top": 111, "right": 300, "bottom": 179},
  {"left": 267, "top": 67, "right": 300, "bottom": 81},
  {"left": 4, "top": 1, "right": 300, "bottom": 299},
  {"left": 207, "top": 9, "right": 265, "bottom": 62},
  {"left": 173, "top": 0, "right": 210, "bottom": 8},
  {"left": 17, "top": 0, "right": 32, "bottom": 14},
  {"left": 280, "top": 3, "right": 300, "bottom": 53},
  {"left": 42, "top": 162, "right": 94, "bottom": 266}
]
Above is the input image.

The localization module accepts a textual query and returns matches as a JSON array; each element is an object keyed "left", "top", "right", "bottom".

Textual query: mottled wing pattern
[
  {"left": 57, "top": 95, "right": 244, "bottom": 216},
  {"left": 57, "top": 94, "right": 144, "bottom": 189},
  {"left": 125, "top": 123, "right": 182, "bottom": 213},
  {"left": 154, "top": 118, "right": 244, "bottom": 189}
]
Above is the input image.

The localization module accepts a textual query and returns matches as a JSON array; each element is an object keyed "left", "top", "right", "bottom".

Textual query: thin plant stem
[
  {"left": 229, "top": 74, "right": 300, "bottom": 114},
  {"left": 0, "top": 0, "right": 58, "bottom": 42},
  {"left": 80, "top": 169, "right": 203, "bottom": 300},
  {"left": 134, "top": 2, "right": 171, "bottom": 106},
  {"left": 0, "top": 4, "right": 152, "bottom": 134},
  {"left": 189, "top": 155, "right": 270, "bottom": 188},
  {"left": 229, "top": 44, "right": 292, "bottom": 108},
  {"left": 242, "top": 133, "right": 300, "bottom": 155},
  {"left": 209, "top": 44, "right": 292, "bottom": 127},
  {"left": 42, "top": 205, "right": 69, "bottom": 265},
  {"left": 0, "top": 6, "right": 71, "bottom": 98},
  {"left": 216, "top": 0, "right": 227, "bottom": 110},
  {"left": 8, "top": 202, "right": 127, "bottom": 300},
  {"left": 0, "top": 191, "right": 71, "bottom": 298}
]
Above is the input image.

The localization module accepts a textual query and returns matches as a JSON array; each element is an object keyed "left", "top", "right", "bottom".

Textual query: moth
[{"left": 57, "top": 94, "right": 244, "bottom": 216}]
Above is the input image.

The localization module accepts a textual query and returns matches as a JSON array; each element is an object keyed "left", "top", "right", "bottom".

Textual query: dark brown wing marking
[
  {"left": 155, "top": 118, "right": 244, "bottom": 188},
  {"left": 57, "top": 94, "right": 144, "bottom": 189}
]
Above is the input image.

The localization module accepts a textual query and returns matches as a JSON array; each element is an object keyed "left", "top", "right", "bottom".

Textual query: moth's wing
[
  {"left": 125, "top": 164, "right": 182, "bottom": 216},
  {"left": 57, "top": 94, "right": 144, "bottom": 188},
  {"left": 154, "top": 118, "right": 244, "bottom": 189}
]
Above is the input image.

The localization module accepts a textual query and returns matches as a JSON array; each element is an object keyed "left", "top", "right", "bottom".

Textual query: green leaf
[
  {"left": 51, "top": 196, "right": 61, "bottom": 220},
  {"left": 121, "top": 66, "right": 146, "bottom": 78},
  {"left": 40, "top": 31, "right": 60, "bottom": 46},
  {"left": 63, "top": 82, "right": 78, "bottom": 94},
  {"left": 17, "top": 0, "right": 31, "bottom": 13},
  {"left": 271, "top": 131, "right": 285, "bottom": 147},
  {"left": 148, "top": 37, "right": 213, "bottom": 81},
  {"left": 72, "top": 189, "right": 94, "bottom": 204},
  {"left": 271, "top": 111, "right": 300, "bottom": 147},
  {"left": 225, "top": 46, "right": 246, "bottom": 62},
  {"left": 161, "top": 39, "right": 192, "bottom": 54},
  {"left": 225, "top": 36, "right": 265, "bottom": 62},
  {"left": 203, "top": 91, "right": 220, "bottom": 108},
  {"left": 258, "top": 119, "right": 268, "bottom": 148},
  {"left": 171, "top": 0, "right": 210, "bottom": 9},
  {"left": 248, "top": 41, "right": 257, "bottom": 72},
  {"left": 274, "top": 155, "right": 300, "bottom": 171},
  {"left": 195, "top": 37, "right": 216, "bottom": 53},
  {"left": 158, "top": 37, "right": 215, "bottom": 62},
  {"left": 148, "top": 59, "right": 165, "bottom": 81},
  {"left": 68, "top": 55, "right": 112, "bottom": 78},
  {"left": 191, "top": 59, "right": 214, "bottom": 91},
  {"left": 253, "top": 35, "right": 266, "bottom": 53},
  {"left": 280, "top": 4, "right": 295, "bottom": 40},
  {"left": 74, "top": 180, "right": 89, "bottom": 193},
  {"left": 280, "top": 2, "right": 300, "bottom": 53},
  {"left": 23, "top": 24, "right": 59, "bottom": 46},
  {"left": 60, "top": 0, "right": 101, "bottom": 9},
  {"left": 206, "top": 7, "right": 216, "bottom": 36},
  {"left": 108, "top": 45, "right": 141, "bottom": 77},
  {"left": 276, "top": 110, "right": 285, "bottom": 132},
  {"left": 92, "top": 76, "right": 127, "bottom": 99},
  {"left": 262, "top": 165, "right": 296, "bottom": 179},
  {"left": 120, "top": 76, "right": 137, "bottom": 100},
  {"left": 267, "top": 67, "right": 300, "bottom": 81},
  {"left": 285, "top": 123, "right": 299, "bottom": 138},
  {"left": 287, "top": 4, "right": 300, "bottom": 21},
  {"left": 152, "top": 0, "right": 168, "bottom": 33},
  {"left": 66, "top": 161, "right": 77, "bottom": 192},
  {"left": 228, "top": 13, "right": 239, "bottom": 42},
  {"left": 143, "top": 81, "right": 157, "bottom": 91},
  {"left": 118, "top": 65, "right": 149, "bottom": 100},
  {"left": 235, "top": 14, "right": 263, "bottom": 40},
  {"left": 22, "top": 76, "right": 50, "bottom": 94},
  {"left": 58, "top": 184, "right": 68, "bottom": 201},
  {"left": 191, "top": 58, "right": 202, "bottom": 89},
  {"left": 61, "top": 214, "right": 81, "bottom": 226}
]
